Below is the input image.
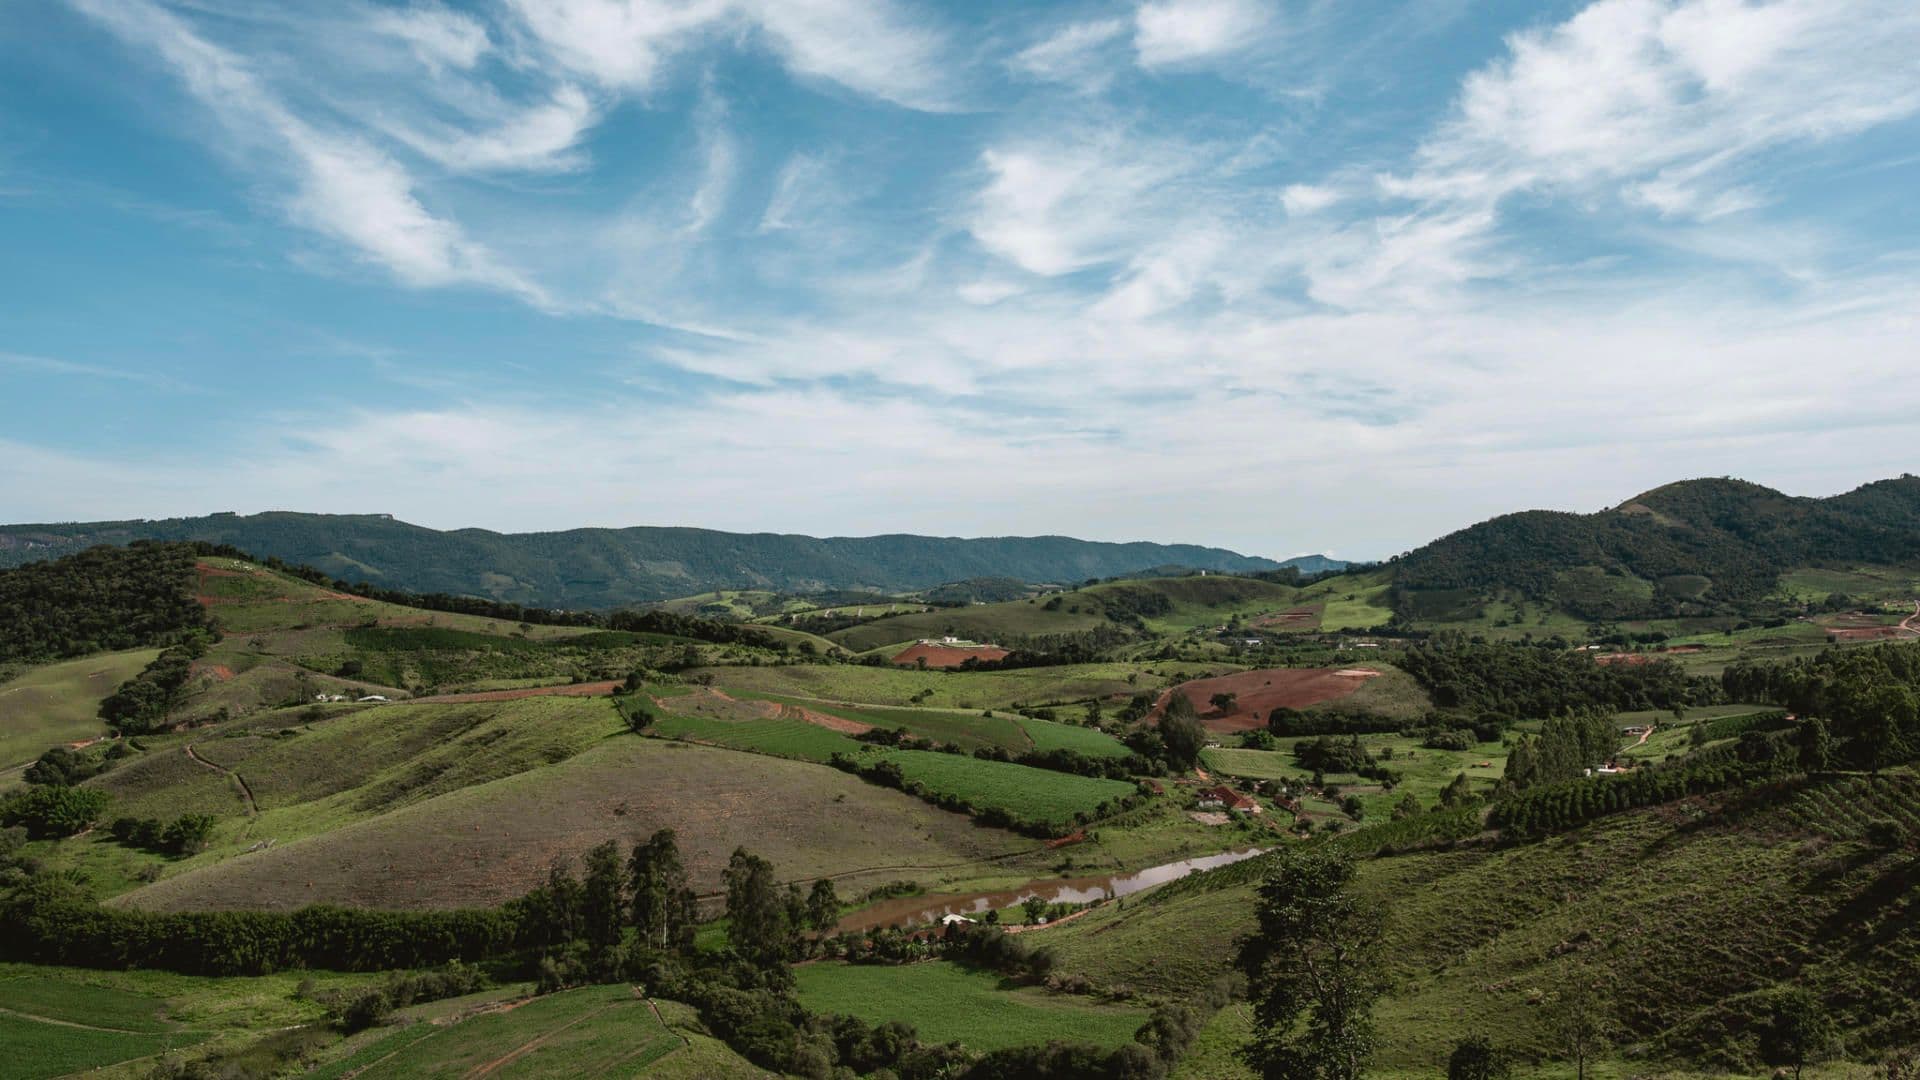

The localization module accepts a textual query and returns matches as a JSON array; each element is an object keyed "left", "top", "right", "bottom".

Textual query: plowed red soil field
[
  {"left": 1153, "top": 667, "right": 1379, "bottom": 733},
  {"left": 891, "top": 642, "right": 1011, "bottom": 669}
]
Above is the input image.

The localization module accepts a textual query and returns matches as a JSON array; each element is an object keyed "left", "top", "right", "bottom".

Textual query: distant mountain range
[
  {"left": 1390, "top": 474, "right": 1920, "bottom": 620},
  {"left": 0, "top": 512, "right": 1331, "bottom": 609}
]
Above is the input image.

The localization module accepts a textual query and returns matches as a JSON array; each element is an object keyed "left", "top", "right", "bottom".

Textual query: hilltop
[
  {"left": 1387, "top": 475, "right": 1920, "bottom": 624},
  {"left": 0, "top": 512, "right": 1318, "bottom": 609}
]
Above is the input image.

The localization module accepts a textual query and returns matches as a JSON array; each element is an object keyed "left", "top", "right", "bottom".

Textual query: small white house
[{"left": 940, "top": 913, "right": 976, "bottom": 926}]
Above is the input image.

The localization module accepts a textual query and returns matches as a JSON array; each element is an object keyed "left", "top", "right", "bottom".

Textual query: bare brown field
[
  {"left": 117, "top": 737, "right": 1035, "bottom": 911},
  {"left": 890, "top": 642, "right": 1012, "bottom": 669},
  {"left": 1153, "top": 667, "right": 1377, "bottom": 733}
]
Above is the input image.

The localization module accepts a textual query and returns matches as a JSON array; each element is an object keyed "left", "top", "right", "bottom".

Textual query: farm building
[{"left": 1196, "top": 785, "right": 1260, "bottom": 814}]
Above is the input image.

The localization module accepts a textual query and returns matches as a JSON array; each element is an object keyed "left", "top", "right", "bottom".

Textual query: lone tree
[
  {"left": 1023, "top": 895, "right": 1049, "bottom": 925},
  {"left": 629, "top": 829, "right": 697, "bottom": 954},
  {"left": 1210, "top": 692, "right": 1239, "bottom": 714},
  {"left": 1550, "top": 972, "right": 1613, "bottom": 1080},
  {"left": 805, "top": 878, "right": 840, "bottom": 932},
  {"left": 724, "top": 847, "right": 796, "bottom": 978},
  {"left": 1447, "top": 1034, "right": 1509, "bottom": 1080},
  {"left": 1237, "top": 846, "right": 1384, "bottom": 1080},
  {"left": 1160, "top": 693, "right": 1209, "bottom": 772},
  {"left": 1758, "top": 986, "right": 1836, "bottom": 1080}
]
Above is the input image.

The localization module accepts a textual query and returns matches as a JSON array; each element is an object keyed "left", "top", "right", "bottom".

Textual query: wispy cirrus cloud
[{"left": 67, "top": 0, "right": 548, "bottom": 301}]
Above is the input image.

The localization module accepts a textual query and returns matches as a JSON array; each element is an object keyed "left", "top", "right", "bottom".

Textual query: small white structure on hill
[{"left": 940, "top": 913, "right": 977, "bottom": 926}]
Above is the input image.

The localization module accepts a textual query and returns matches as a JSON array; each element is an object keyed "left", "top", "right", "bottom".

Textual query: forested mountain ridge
[
  {"left": 0, "top": 512, "right": 1298, "bottom": 609},
  {"left": 1391, "top": 475, "right": 1920, "bottom": 620}
]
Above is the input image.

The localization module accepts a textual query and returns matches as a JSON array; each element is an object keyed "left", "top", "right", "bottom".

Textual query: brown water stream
[{"left": 835, "top": 847, "right": 1270, "bottom": 933}]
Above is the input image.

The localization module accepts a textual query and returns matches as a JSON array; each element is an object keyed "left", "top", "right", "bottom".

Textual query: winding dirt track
[{"left": 184, "top": 743, "right": 257, "bottom": 817}]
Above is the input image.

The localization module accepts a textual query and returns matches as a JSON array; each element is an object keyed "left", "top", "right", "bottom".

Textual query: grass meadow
[
  {"left": 794, "top": 962, "right": 1148, "bottom": 1052},
  {"left": 0, "top": 647, "right": 160, "bottom": 769}
]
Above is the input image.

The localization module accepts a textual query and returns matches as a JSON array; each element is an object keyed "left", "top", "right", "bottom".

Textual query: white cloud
[
  {"left": 503, "top": 0, "right": 955, "bottom": 110},
  {"left": 968, "top": 132, "right": 1193, "bottom": 276},
  {"left": 1402, "top": 0, "right": 1920, "bottom": 211},
  {"left": 67, "top": 0, "right": 543, "bottom": 301},
  {"left": 1280, "top": 182, "right": 1338, "bottom": 215},
  {"left": 1134, "top": 0, "right": 1273, "bottom": 69},
  {"left": 368, "top": 3, "right": 491, "bottom": 72},
  {"left": 382, "top": 85, "right": 597, "bottom": 173},
  {"left": 750, "top": 0, "right": 956, "bottom": 110},
  {"left": 1009, "top": 18, "right": 1128, "bottom": 91}
]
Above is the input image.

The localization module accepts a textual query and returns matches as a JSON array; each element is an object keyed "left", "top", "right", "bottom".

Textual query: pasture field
[
  {"left": 826, "top": 599, "right": 1111, "bottom": 652},
  {"left": 0, "top": 1012, "right": 203, "bottom": 1080},
  {"left": 306, "top": 984, "right": 691, "bottom": 1080},
  {"left": 1771, "top": 564, "right": 1920, "bottom": 604},
  {"left": 1295, "top": 571, "right": 1396, "bottom": 630},
  {"left": 647, "top": 709, "right": 1134, "bottom": 827},
  {"left": 1078, "top": 576, "right": 1304, "bottom": 634},
  {"left": 692, "top": 661, "right": 1164, "bottom": 709},
  {"left": 1014, "top": 714, "right": 1130, "bottom": 758},
  {"left": 0, "top": 964, "right": 368, "bottom": 1080},
  {"left": 88, "top": 697, "right": 626, "bottom": 863},
  {"left": 118, "top": 735, "right": 1035, "bottom": 911},
  {"left": 191, "top": 558, "right": 586, "bottom": 640},
  {"left": 793, "top": 962, "right": 1148, "bottom": 1052},
  {"left": 1202, "top": 730, "right": 1510, "bottom": 820},
  {"left": 0, "top": 647, "right": 160, "bottom": 768},
  {"left": 732, "top": 690, "right": 1129, "bottom": 758}
]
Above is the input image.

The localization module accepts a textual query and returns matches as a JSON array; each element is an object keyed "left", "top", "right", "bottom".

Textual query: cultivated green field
[
  {"left": 0, "top": 964, "right": 371, "bottom": 1080},
  {"left": 826, "top": 599, "right": 1112, "bottom": 652},
  {"left": 306, "top": 984, "right": 696, "bottom": 1079},
  {"left": 794, "top": 962, "right": 1148, "bottom": 1052},
  {"left": 646, "top": 710, "right": 1135, "bottom": 827},
  {"left": 0, "top": 647, "right": 160, "bottom": 769},
  {"left": 687, "top": 661, "right": 1166, "bottom": 709}
]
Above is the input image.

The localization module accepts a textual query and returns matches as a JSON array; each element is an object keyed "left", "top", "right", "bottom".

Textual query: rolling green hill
[
  {"left": 1385, "top": 475, "right": 1920, "bottom": 624},
  {"left": 0, "top": 512, "right": 1295, "bottom": 608}
]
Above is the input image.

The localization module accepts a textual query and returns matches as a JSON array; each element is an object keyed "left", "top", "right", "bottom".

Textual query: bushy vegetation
[
  {"left": 97, "top": 642, "right": 205, "bottom": 734},
  {"left": 0, "top": 542, "right": 212, "bottom": 666},
  {"left": 1397, "top": 636, "right": 1711, "bottom": 722}
]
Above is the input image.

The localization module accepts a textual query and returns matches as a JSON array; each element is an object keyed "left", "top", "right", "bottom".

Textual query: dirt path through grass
[
  {"left": 184, "top": 743, "right": 258, "bottom": 817},
  {"left": 461, "top": 1003, "right": 616, "bottom": 1079}
]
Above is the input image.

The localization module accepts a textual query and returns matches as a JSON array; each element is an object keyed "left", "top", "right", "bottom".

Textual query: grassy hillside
[
  {"left": 1043, "top": 769, "right": 1920, "bottom": 1077},
  {"left": 686, "top": 661, "right": 1165, "bottom": 710},
  {"left": 0, "top": 648, "right": 160, "bottom": 770},
  {"left": 794, "top": 962, "right": 1148, "bottom": 1052},
  {"left": 113, "top": 732, "right": 1036, "bottom": 912}
]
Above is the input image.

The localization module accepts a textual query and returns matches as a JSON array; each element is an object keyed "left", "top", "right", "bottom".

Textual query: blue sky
[{"left": 3, "top": 0, "right": 1918, "bottom": 560}]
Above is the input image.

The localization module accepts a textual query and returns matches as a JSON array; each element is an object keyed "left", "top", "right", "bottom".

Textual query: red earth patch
[
  {"left": 1153, "top": 667, "right": 1379, "bottom": 733},
  {"left": 891, "top": 642, "right": 1011, "bottom": 669}
]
